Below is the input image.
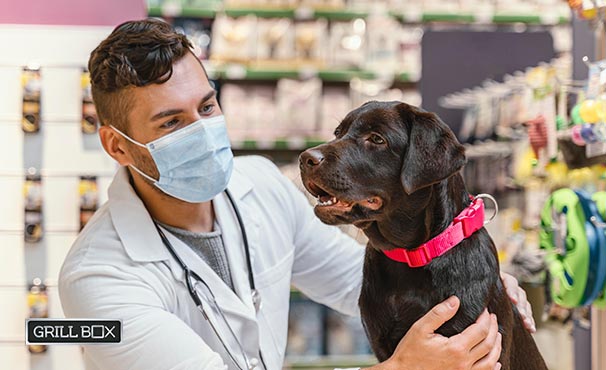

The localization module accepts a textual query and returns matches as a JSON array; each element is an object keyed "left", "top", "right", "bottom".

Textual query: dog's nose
[{"left": 300, "top": 149, "right": 324, "bottom": 168}]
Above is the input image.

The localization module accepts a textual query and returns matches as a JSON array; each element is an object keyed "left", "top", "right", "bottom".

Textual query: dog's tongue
[{"left": 319, "top": 195, "right": 332, "bottom": 203}]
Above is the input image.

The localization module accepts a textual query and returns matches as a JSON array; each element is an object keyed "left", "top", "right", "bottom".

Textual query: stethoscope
[{"left": 153, "top": 190, "right": 267, "bottom": 370}]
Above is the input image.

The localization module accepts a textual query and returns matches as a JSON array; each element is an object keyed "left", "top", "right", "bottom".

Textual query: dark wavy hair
[{"left": 89, "top": 19, "right": 193, "bottom": 133}]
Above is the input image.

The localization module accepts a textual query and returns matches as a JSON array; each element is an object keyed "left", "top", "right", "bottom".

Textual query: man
[{"left": 59, "top": 19, "right": 535, "bottom": 370}]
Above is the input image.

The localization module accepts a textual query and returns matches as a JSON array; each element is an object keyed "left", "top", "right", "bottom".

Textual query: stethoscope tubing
[{"left": 153, "top": 190, "right": 267, "bottom": 370}]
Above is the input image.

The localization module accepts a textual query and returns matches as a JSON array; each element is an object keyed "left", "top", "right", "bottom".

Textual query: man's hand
[
  {"left": 501, "top": 272, "right": 536, "bottom": 333},
  {"left": 366, "top": 296, "right": 502, "bottom": 370}
]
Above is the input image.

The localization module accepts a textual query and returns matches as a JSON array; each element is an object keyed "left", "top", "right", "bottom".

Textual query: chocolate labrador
[{"left": 299, "top": 101, "right": 546, "bottom": 369}]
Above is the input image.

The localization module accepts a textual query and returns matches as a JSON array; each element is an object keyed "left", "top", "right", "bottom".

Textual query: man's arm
[{"left": 59, "top": 264, "right": 226, "bottom": 370}]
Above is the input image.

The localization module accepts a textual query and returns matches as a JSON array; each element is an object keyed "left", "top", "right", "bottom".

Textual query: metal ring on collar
[{"left": 474, "top": 193, "right": 499, "bottom": 225}]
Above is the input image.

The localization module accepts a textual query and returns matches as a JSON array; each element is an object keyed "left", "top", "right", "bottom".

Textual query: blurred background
[{"left": 1, "top": 0, "right": 606, "bottom": 369}]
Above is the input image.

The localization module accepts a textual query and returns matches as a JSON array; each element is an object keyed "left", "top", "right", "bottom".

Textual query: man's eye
[
  {"left": 368, "top": 133, "right": 386, "bottom": 145},
  {"left": 162, "top": 119, "right": 179, "bottom": 128},
  {"left": 201, "top": 104, "right": 215, "bottom": 114}
]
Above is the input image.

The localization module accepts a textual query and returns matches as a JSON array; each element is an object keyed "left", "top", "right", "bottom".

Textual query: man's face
[{"left": 108, "top": 52, "right": 222, "bottom": 180}]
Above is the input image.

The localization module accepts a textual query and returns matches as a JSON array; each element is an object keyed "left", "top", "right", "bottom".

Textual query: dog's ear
[{"left": 397, "top": 103, "right": 466, "bottom": 195}]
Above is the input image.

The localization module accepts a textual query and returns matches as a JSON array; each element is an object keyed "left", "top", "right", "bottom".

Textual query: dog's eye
[
  {"left": 368, "top": 133, "right": 386, "bottom": 145},
  {"left": 334, "top": 128, "right": 341, "bottom": 137}
]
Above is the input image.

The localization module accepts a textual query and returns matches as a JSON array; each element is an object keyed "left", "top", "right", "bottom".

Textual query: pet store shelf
[
  {"left": 148, "top": 6, "right": 569, "bottom": 24},
  {"left": 490, "top": 13, "right": 568, "bottom": 24},
  {"left": 209, "top": 65, "right": 416, "bottom": 82},
  {"left": 284, "top": 355, "right": 377, "bottom": 369},
  {"left": 148, "top": 5, "right": 219, "bottom": 18},
  {"left": 231, "top": 138, "right": 326, "bottom": 151}
]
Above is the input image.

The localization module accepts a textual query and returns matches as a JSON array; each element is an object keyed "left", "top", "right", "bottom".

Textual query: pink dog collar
[{"left": 383, "top": 195, "right": 494, "bottom": 268}]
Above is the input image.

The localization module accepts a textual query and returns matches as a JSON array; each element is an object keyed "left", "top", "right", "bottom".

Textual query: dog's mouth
[{"left": 305, "top": 181, "right": 383, "bottom": 211}]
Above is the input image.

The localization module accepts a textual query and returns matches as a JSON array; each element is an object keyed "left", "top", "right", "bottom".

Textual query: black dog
[{"left": 299, "top": 101, "right": 546, "bottom": 369}]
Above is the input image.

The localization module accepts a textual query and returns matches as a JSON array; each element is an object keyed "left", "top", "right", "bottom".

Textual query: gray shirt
[{"left": 158, "top": 221, "right": 234, "bottom": 291}]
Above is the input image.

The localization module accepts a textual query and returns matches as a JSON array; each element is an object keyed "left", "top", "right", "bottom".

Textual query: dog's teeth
[{"left": 331, "top": 197, "right": 337, "bottom": 203}]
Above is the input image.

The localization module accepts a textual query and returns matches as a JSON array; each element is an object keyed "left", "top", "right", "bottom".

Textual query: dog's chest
[{"left": 360, "top": 243, "right": 499, "bottom": 339}]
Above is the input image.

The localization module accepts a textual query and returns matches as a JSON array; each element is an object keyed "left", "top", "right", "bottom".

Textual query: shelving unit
[
  {"left": 208, "top": 64, "right": 415, "bottom": 83},
  {"left": 232, "top": 138, "right": 325, "bottom": 150},
  {"left": 149, "top": 6, "right": 570, "bottom": 25}
]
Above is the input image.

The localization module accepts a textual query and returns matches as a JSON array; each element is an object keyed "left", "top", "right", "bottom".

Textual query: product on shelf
[
  {"left": 256, "top": 18, "right": 295, "bottom": 64},
  {"left": 221, "top": 83, "right": 251, "bottom": 140},
  {"left": 21, "top": 67, "right": 42, "bottom": 133},
  {"left": 27, "top": 278, "right": 48, "bottom": 354},
  {"left": 328, "top": 19, "right": 367, "bottom": 69},
  {"left": 211, "top": 15, "right": 258, "bottom": 63},
  {"left": 276, "top": 77, "right": 322, "bottom": 137},
  {"left": 364, "top": 14, "right": 400, "bottom": 73},
  {"left": 294, "top": 20, "right": 328, "bottom": 66},
  {"left": 395, "top": 26, "right": 422, "bottom": 81},
  {"left": 319, "top": 86, "right": 350, "bottom": 139},
  {"left": 79, "top": 176, "right": 99, "bottom": 231},
  {"left": 24, "top": 169, "right": 43, "bottom": 243},
  {"left": 81, "top": 70, "right": 99, "bottom": 134},
  {"left": 250, "top": 85, "right": 278, "bottom": 139}
]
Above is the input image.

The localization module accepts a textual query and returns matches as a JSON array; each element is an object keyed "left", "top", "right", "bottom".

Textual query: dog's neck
[{"left": 363, "top": 174, "right": 470, "bottom": 251}]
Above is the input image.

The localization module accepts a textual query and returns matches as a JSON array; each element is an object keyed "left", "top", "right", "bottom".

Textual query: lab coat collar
[{"left": 108, "top": 165, "right": 254, "bottom": 263}]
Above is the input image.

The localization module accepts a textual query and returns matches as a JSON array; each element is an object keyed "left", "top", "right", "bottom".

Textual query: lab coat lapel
[
  {"left": 213, "top": 191, "right": 260, "bottom": 317},
  {"left": 214, "top": 172, "right": 264, "bottom": 357},
  {"left": 160, "top": 224, "right": 257, "bottom": 323}
]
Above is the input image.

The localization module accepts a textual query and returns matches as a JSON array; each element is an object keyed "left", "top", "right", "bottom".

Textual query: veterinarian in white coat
[
  {"left": 60, "top": 156, "right": 367, "bottom": 370},
  {"left": 59, "top": 19, "right": 534, "bottom": 370}
]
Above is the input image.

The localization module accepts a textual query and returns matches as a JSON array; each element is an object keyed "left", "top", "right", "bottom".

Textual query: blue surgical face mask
[{"left": 111, "top": 115, "right": 233, "bottom": 203}]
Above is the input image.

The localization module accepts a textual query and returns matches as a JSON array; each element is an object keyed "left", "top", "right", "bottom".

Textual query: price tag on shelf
[
  {"left": 256, "top": 139, "right": 274, "bottom": 150},
  {"left": 299, "top": 67, "right": 319, "bottom": 80},
  {"left": 473, "top": 7, "right": 494, "bottom": 24},
  {"left": 295, "top": 7, "right": 314, "bottom": 20},
  {"left": 402, "top": 7, "right": 423, "bottom": 22},
  {"left": 160, "top": 1, "right": 182, "bottom": 17},
  {"left": 224, "top": 64, "right": 247, "bottom": 80},
  {"left": 586, "top": 141, "right": 606, "bottom": 158},
  {"left": 539, "top": 11, "right": 559, "bottom": 25},
  {"left": 287, "top": 137, "right": 306, "bottom": 150}
]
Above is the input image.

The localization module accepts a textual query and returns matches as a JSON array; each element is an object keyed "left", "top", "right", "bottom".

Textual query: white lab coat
[{"left": 58, "top": 155, "right": 365, "bottom": 370}]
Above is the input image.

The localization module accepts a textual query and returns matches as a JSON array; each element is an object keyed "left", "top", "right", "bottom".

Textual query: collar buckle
[
  {"left": 454, "top": 198, "right": 485, "bottom": 238},
  {"left": 407, "top": 245, "right": 432, "bottom": 267}
]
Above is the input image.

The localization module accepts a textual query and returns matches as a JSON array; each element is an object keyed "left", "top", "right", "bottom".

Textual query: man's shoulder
[
  {"left": 233, "top": 155, "right": 282, "bottom": 178},
  {"left": 58, "top": 203, "right": 129, "bottom": 284},
  {"left": 232, "top": 155, "right": 290, "bottom": 193}
]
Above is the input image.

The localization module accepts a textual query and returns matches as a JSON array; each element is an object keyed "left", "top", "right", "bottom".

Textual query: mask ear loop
[
  {"left": 109, "top": 125, "right": 147, "bottom": 148},
  {"left": 109, "top": 125, "right": 159, "bottom": 183}
]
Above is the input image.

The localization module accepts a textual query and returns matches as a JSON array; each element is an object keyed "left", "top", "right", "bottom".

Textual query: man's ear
[
  {"left": 99, "top": 125, "right": 131, "bottom": 166},
  {"left": 398, "top": 103, "right": 466, "bottom": 195}
]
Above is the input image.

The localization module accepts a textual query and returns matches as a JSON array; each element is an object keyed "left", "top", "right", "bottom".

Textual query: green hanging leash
[
  {"left": 540, "top": 189, "right": 590, "bottom": 308},
  {"left": 590, "top": 191, "right": 606, "bottom": 308}
]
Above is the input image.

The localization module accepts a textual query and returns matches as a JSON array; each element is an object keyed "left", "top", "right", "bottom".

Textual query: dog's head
[{"left": 299, "top": 101, "right": 466, "bottom": 226}]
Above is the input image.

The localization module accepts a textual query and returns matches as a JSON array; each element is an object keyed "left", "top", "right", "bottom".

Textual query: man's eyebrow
[
  {"left": 150, "top": 90, "right": 217, "bottom": 122},
  {"left": 151, "top": 109, "right": 183, "bottom": 121},
  {"left": 200, "top": 90, "right": 217, "bottom": 105}
]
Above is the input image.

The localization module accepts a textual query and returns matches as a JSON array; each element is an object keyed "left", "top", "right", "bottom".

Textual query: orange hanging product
[{"left": 527, "top": 115, "right": 548, "bottom": 158}]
